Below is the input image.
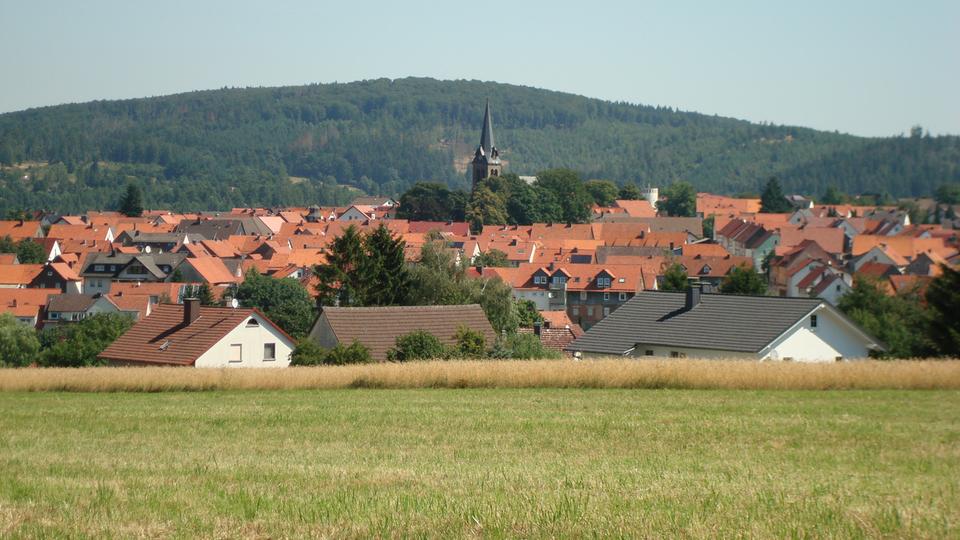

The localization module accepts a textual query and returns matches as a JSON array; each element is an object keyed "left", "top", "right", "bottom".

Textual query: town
[{"left": 1, "top": 104, "right": 957, "bottom": 367}]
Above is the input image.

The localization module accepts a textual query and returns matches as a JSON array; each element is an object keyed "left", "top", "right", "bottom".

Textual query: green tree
[
  {"left": 760, "top": 177, "right": 792, "bottom": 213},
  {"left": 314, "top": 225, "right": 369, "bottom": 307},
  {"left": 584, "top": 179, "right": 619, "bottom": 207},
  {"left": 515, "top": 299, "right": 543, "bottom": 328},
  {"left": 839, "top": 275, "right": 934, "bottom": 358},
  {"left": 660, "top": 262, "right": 689, "bottom": 292},
  {"left": 16, "top": 240, "right": 45, "bottom": 264},
  {"left": 926, "top": 264, "right": 960, "bottom": 356},
  {"left": 719, "top": 265, "right": 767, "bottom": 295},
  {"left": 453, "top": 326, "right": 487, "bottom": 358},
  {"left": 236, "top": 269, "right": 315, "bottom": 338},
  {"left": 194, "top": 283, "right": 217, "bottom": 306},
  {"left": 0, "top": 313, "right": 41, "bottom": 366},
  {"left": 493, "top": 333, "right": 560, "bottom": 360},
  {"left": 465, "top": 185, "right": 508, "bottom": 231},
  {"left": 535, "top": 168, "right": 592, "bottom": 224},
  {"left": 935, "top": 183, "right": 960, "bottom": 205},
  {"left": 820, "top": 185, "right": 847, "bottom": 205},
  {"left": 397, "top": 182, "right": 466, "bottom": 221},
  {"left": 39, "top": 313, "right": 134, "bottom": 367},
  {"left": 363, "top": 223, "right": 411, "bottom": 306},
  {"left": 118, "top": 182, "right": 144, "bottom": 217},
  {"left": 702, "top": 216, "right": 715, "bottom": 239},
  {"left": 661, "top": 181, "right": 697, "bottom": 217},
  {"left": 0, "top": 235, "right": 17, "bottom": 254},
  {"left": 169, "top": 267, "right": 185, "bottom": 282},
  {"left": 386, "top": 330, "right": 447, "bottom": 361},
  {"left": 474, "top": 249, "right": 510, "bottom": 268},
  {"left": 618, "top": 183, "right": 643, "bottom": 200}
]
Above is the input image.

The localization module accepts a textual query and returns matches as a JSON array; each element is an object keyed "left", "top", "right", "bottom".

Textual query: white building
[
  {"left": 567, "top": 288, "right": 884, "bottom": 362},
  {"left": 99, "top": 299, "right": 294, "bottom": 367}
]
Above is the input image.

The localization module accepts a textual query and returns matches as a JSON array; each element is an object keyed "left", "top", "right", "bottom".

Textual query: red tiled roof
[{"left": 0, "top": 264, "right": 43, "bottom": 285}]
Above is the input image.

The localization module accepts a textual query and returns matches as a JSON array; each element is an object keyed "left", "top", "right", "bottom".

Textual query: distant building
[{"left": 471, "top": 101, "right": 502, "bottom": 189}]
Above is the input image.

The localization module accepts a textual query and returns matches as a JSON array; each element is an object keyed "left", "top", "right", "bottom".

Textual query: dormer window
[
  {"left": 597, "top": 276, "right": 612, "bottom": 288},
  {"left": 551, "top": 276, "right": 566, "bottom": 286}
]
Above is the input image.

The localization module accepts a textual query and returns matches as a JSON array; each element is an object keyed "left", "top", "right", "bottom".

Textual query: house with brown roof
[
  {"left": 44, "top": 293, "right": 138, "bottom": 326},
  {"left": 100, "top": 300, "right": 295, "bottom": 367},
  {"left": 308, "top": 305, "right": 497, "bottom": 361},
  {"left": 0, "top": 288, "right": 61, "bottom": 326},
  {"left": 28, "top": 262, "right": 83, "bottom": 293}
]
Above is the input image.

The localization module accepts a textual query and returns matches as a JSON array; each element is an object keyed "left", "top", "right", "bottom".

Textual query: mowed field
[{"left": 1, "top": 387, "right": 958, "bottom": 538}]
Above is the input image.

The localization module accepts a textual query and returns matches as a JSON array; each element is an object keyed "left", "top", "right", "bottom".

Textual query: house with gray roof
[{"left": 566, "top": 287, "right": 883, "bottom": 362}]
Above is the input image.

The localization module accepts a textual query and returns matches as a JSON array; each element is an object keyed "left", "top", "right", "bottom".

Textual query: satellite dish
[
  {"left": 144, "top": 245, "right": 151, "bottom": 253},
  {"left": 230, "top": 298, "right": 239, "bottom": 309}
]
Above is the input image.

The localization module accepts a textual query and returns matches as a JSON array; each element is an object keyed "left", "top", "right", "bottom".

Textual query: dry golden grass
[{"left": 1, "top": 358, "right": 959, "bottom": 392}]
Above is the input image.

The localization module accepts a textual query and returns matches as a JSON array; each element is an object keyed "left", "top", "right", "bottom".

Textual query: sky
[{"left": 0, "top": 0, "right": 957, "bottom": 137}]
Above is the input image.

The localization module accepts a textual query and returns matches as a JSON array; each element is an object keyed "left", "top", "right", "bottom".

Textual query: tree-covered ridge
[{"left": 0, "top": 77, "right": 957, "bottom": 214}]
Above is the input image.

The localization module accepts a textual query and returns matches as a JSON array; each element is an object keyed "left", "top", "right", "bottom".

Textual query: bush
[
  {"left": 453, "top": 326, "right": 486, "bottom": 358},
  {"left": 325, "top": 341, "right": 373, "bottom": 365},
  {"left": 386, "top": 330, "right": 447, "bottom": 362},
  {"left": 290, "top": 340, "right": 328, "bottom": 366},
  {"left": 40, "top": 313, "right": 134, "bottom": 367},
  {"left": 0, "top": 313, "right": 41, "bottom": 366},
  {"left": 290, "top": 339, "right": 372, "bottom": 365},
  {"left": 491, "top": 333, "right": 562, "bottom": 360}
]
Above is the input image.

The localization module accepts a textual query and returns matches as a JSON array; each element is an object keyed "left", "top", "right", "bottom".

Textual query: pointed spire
[{"left": 479, "top": 100, "right": 495, "bottom": 157}]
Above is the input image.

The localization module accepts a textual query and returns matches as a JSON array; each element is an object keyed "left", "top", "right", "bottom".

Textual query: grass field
[
  {"left": 2, "top": 359, "right": 960, "bottom": 392},
  {"left": 1, "top": 388, "right": 958, "bottom": 538}
]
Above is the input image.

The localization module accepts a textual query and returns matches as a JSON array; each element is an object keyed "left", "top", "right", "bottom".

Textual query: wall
[
  {"left": 308, "top": 314, "right": 340, "bottom": 350},
  {"left": 627, "top": 345, "right": 756, "bottom": 360},
  {"left": 763, "top": 307, "right": 871, "bottom": 361},
  {"left": 195, "top": 313, "right": 293, "bottom": 368}
]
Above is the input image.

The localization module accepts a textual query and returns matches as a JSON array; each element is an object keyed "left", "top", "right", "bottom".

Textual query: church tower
[{"left": 471, "top": 100, "right": 502, "bottom": 189}]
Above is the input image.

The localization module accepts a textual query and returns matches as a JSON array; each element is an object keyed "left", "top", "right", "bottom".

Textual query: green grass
[{"left": 1, "top": 389, "right": 958, "bottom": 538}]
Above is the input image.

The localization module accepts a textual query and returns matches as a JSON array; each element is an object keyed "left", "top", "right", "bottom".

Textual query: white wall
[
  {"left": 514, "top": 289, "right": 551, "bottom": 311},
  {"left": 763, "top": 307, "right": 871, "bottom": 362},
  {"left": 195, "top": 313, "right": 293, "bottom": 368},
  {"left": 629, "top": 345, "right": 757, "bottom": 360}
]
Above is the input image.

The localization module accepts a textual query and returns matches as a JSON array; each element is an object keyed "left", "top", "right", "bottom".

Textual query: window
[
  {"left": 645, "top": 350, "right": 654, "bottom": 356},
  {"left": 571, "top": 306, "right": 579, "bottom": 316},
  {"left": 534, "top": 275, "right": 546, "bottom": 285},
  {"left": 618, "top": 293, "right": 628, "bottom": 301},
  {"left": 50, "top": 312, "right": 59, "bottom": 319},
  {"left": 835, "top": 356, "right": 843, "bottom": 362},
  {"left": 670, "top": 351, "right": 681, "bottom": 358},
  {"left": 603, "top": 292, "right": 610, "bottom": 300},
  {"left": 246, "top": 318, "right": 260, "bottom": 327},
  {"left": 597, "top": 276, "right": 611, "bottom": 288},
  {"left": 229, "top": 344, "right": 242, "bottom": 363},
  {"left": 94, "top": 265, "right": 105, "bottom": 272},
  {"left": 602, "top": 307, "right": 610, "bottom": 317},
  {"left": 810, "top": 315, "right": 818, "bottom": 328},
  {"left": 586, "top": 307, "right": 594, "bottom": 317},
  {"left": 579, "top": 291, "right": 587, "bottom": 300},
  {"left": 263, "top": 343, "right": 276, "bottom": 361},
  {"left": 552, "top": 276, "right": 566, "bottom": 285}
]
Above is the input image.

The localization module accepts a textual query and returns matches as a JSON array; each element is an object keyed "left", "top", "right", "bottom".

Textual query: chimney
[
  {"left": 184, "top": 298, "right": 200, "bottom": 325},
  {"left": 685, "top": 282, "right": 702, "bottom": 310}
]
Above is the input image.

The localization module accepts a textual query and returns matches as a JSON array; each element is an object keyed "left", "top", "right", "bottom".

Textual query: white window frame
[
  {"left": 263, "top": 343, "right": 276, "bottom": 361},
  {"left": 229, "top": 344, "right": 242, "bottom": 363},
  {"left": 618, "top": 292, "right": 627, "bottom": 301}
]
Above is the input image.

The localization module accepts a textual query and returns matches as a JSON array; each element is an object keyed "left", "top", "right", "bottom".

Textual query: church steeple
[
  {"left": 472, "top": 100, "right": 502, "bottom": 189},
  {"left": 479, "top": 100, "right": 495, "bottom": 157}
]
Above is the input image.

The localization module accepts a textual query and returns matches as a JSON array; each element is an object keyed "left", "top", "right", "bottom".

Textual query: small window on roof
[
  {"left": 159, "top": 340, "right": 171, "bottom": 351},
  {"left": 618, "top": 278, "right": 625, "bottom": 283}
]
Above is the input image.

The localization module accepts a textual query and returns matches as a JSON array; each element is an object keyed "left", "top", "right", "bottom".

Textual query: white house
[
  {"left": 99, "top": 299, "right": 294, "bottom": 367},
  {"left": 567, "top": 288, "right": 884, "bottom": 362}
]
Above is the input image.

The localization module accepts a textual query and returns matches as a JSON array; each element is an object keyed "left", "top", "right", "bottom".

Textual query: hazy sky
[{"left": 0, "top": 0, "right": 957, "bottom": 137}]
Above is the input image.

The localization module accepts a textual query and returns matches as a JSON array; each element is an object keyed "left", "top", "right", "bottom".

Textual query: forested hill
[{"left": 0, "top": 77, "right": 957, "bottom": 213}]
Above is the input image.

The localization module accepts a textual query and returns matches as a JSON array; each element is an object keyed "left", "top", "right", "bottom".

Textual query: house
[
  {"left": 0, "top": 288, "right": 61, "bottom": 326},
  {"left": 566, "top": 288, "right": 884, "bottom": 361},
  {"left": 28, "top": 262, "right": 83, "bottom": 293},
  {"left": 0, "top": 264, "right": 43, "bottom": 288},
  {"left": 79, "top": 252, "right": 187, "bottom": 294},
  {"left": 716, "top": 219, "right": 780, "bottom": 270},
  {"left": 517, "top": 311, "right": 584, "bottom": 355},
  {"left": 99, "top": 300, "right": 294, "bottom": 367},
  {"left": 308, "top": 305, "right": 497, "bottom": 362},
  {"left": 43, "top": 293, "right": 139, "bottom": 325},
  {"left": 0, "top": 220, "right": 45, "bottom": 241}
]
